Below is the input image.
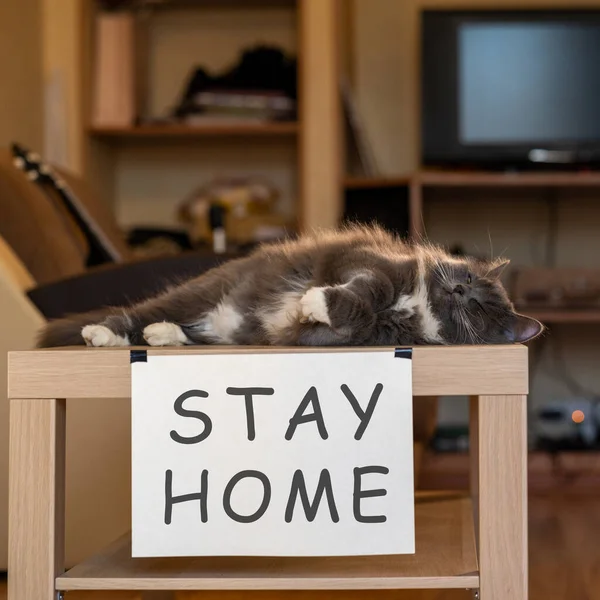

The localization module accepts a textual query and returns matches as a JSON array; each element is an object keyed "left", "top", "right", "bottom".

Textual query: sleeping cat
[{"left": 38, "top": 225, "right": 543, "bottom": 348}]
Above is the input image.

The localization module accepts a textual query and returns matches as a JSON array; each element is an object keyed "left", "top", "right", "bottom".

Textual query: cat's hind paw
[
  {"left": 82, "top": 324, "right": 129, "bottom": 347},
  {"left": 143, "top": 322, "right": 189, "bottom": 346},
  {"left": 299, "top": 287, "right": 332, "bottom": 326}
]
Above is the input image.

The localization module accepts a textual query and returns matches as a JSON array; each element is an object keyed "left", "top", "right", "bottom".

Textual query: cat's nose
[{"left": 453, "top": 284, "right": 466, "bottom": 296}]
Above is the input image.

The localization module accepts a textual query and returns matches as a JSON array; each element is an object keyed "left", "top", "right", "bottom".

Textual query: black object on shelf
[
  {"left": 343, "top": 185, "right": 410, "bottom": 238},
  {"left": 172, "top": 46, "right": 297, "bottom": 122}
]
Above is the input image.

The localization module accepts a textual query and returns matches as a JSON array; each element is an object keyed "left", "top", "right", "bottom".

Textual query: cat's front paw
[
  {"left": 143, "top": 322, "right": 188, "bottom": 346},
  {"left": 300, "top": 287, "right": 331, "bottom": 326},
  {"left": 81, "top": 325, "right": 129, "bottom": 347}
]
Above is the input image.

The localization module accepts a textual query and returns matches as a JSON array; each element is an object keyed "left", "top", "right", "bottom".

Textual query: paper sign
[{"left": 131, "top": 351, "right": 414, "bottom": 557}]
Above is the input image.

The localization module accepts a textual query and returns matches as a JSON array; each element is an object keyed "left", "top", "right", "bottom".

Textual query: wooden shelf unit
[
  {"left": 84, "top": 0, "right": 342, "bottom": 232},
  {"left": 8, "top": 345, "right": 529, "bottom": 599}
]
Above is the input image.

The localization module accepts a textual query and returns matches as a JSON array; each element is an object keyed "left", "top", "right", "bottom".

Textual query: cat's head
[{"left": 426, "top": 254, "right": 544, "bottom": 344}]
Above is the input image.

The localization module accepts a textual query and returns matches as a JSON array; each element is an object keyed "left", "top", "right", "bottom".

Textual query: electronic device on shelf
[
  {"left": 511, "top": 268, "right": 600, "bottom": 310},
  {"left": 422, "top": 9, "right": 600, "bottom": 170},
  {"left": 534, "top": 399, "right": 600, "bottom": 451}
]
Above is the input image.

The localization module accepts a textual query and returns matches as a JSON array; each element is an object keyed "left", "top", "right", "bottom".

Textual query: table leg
[
  {"left": 8, "top": 399, "right": 65, "bottom": 600},
  {"left": 470, "top": 395, "right": 528, "bottom": 599}
]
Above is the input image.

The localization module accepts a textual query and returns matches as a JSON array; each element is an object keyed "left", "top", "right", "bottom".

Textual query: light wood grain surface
[
  {"left": 56, "top": 496, "right": 477, "bottom": 591},
  {"left": 476, "top": 395, "right": 528, "bottom": 600},
  {"left": 8, "top": 345, "right": 528, "bottom": 399},
  {"left": 8, "top": 399, "right": 65, "bottom": 600}
]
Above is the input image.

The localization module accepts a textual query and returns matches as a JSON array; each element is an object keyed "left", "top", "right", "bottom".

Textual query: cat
[{"left": 38, "top": 225, "right": 543, "bottom": 348}]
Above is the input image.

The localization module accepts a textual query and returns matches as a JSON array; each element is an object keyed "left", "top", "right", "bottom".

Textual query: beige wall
[{"left": 0, "top": 0, "right": 43, "bottom": 150}]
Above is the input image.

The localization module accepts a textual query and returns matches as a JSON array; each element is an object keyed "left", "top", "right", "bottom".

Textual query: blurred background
[{"left": 1, "top": 0, "right": 600, "bottom": 599}]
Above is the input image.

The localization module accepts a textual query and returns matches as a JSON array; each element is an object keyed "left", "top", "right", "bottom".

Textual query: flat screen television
[{"left": 422, "top": 9, "right": 600, "bottom": 169}]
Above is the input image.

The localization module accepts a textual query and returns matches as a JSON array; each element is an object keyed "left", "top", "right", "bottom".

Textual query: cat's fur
[{"left": 38, "top": 226, "right": 543, "bottom": 348}]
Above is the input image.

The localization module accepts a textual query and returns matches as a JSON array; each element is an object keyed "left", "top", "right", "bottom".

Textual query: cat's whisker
[
  {"left": 458, "top": 305, "right": 485, "bottom": 344},
  {"left": 441, "top": 262, "right": 454, "bottom": 285},
  {"left": 464, "top": 305, "right": 486, "bottom": 332},
  {"left": 433, "top": 258, "right": 452, "bottom": 290},
  {"left": 465, "top": 317, "right": 485, "bottom": 343},
  {"left": 453, "top": 309, "right": 467, "bottom": 344},
  {"left": 457, "top": 310, "right": 469, "bottom": 343}
]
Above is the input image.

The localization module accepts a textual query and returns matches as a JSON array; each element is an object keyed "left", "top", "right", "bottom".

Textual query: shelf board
[
  {"left": 56, "top": 496, "right": 478, "bottom": 591},
  {"left": 344, "top": 176, "right": 412, "bottom": 190},
  {"left": 518, "top": 308, "right": 600, "bottom": 324},
  {"left": 136, "top": 0, "right": 296, "bottom": 8},
  {"left": 89, "top": 122, "right": 299, "bottom": 139},
  {"left": 415, "top": 169, "right": 600, "bottom": 187},
  {"left": 9, "top": 345, "right": 528, "bottom": 399}
]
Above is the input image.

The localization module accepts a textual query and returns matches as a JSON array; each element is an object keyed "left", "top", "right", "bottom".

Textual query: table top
[{"left": 8, "top": 345, "right": 528, "bottom": 399}]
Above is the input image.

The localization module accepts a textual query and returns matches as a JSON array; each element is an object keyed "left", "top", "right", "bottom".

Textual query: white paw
[
  {"left": 300, "top": 287, "right": 331, "bottom": 325},
  {"left": 143, "top": 322, "right": 188, "bottom": 346},
  {"left": 82, "top": 325, "right": 129, "bottom": 347}
]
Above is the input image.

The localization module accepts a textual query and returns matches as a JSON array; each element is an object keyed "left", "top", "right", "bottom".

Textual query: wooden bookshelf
[
  {"left": 89, "top": 122, "right": 299, "bottom": 139},
  {"left": 84, "top": 0, "right": 342, "bottom": 232},
  {"left": 56, "top": 495, "right": 477, "bottom": 591}
]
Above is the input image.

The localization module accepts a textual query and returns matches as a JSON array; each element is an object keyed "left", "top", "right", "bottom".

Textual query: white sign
[{"left": 131, "top": 351, "right": 414, "bottom": 557}]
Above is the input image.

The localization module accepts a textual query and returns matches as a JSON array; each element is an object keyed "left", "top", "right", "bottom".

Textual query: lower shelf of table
[{"left": 57, "top": 494, "right": 478, "bottom": 591}]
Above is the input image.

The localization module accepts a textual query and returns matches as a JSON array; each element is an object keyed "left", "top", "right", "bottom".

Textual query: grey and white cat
[{"left": 38, "top": 225, "right": 543, "bottom": 348}]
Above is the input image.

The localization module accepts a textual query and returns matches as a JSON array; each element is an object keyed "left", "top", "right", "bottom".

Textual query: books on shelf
[
  {"left": 92, "top": 12, "right": 136, "bottom": 128},
  {"left": 181, "top": 90, "right": 295, "bottom": 124}
]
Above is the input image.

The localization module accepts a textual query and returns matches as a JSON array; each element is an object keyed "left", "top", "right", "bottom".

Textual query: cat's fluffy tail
[{"left": 37, "top": 309, "right": 110, "bottom": 348}]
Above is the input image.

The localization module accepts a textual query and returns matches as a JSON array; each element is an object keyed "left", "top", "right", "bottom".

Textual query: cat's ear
[
  {"left": 486, "top": 258, "right": 510, "bottom": 280},
  {"left": 505, "top": 313, "right": 544, "bottom": 343}
]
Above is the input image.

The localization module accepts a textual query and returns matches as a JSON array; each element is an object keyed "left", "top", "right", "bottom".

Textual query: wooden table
[{"left": 7, "top": 345, "right": 529, "bottom": 600}]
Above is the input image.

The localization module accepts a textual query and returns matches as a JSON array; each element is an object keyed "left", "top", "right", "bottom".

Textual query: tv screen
[{"left": 422, "top": 10, "right": 600, "bottom": 168}]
